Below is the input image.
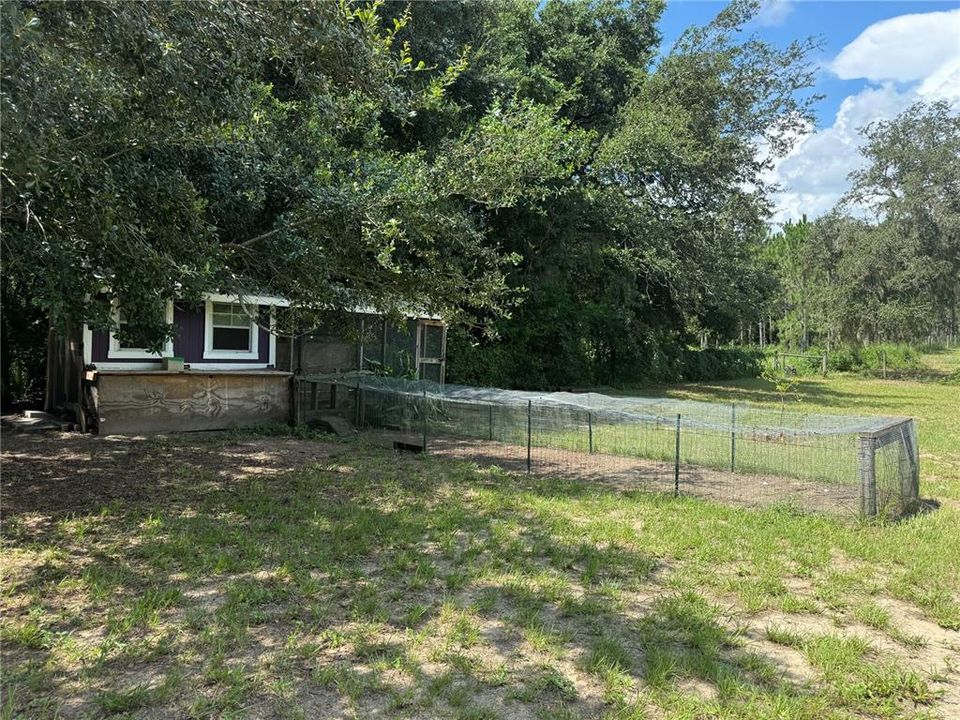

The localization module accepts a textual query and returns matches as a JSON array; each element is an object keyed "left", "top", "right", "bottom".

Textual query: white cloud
[
  {"left": 768, "top": 9, "right": 960, "bottom": 224},
  {"left": 918, "top": 54, "right": 960, "bottom": 102},
  {"left": 768, "top": 85, "right": 913, "bottom": 222},
  {"left": 831, "top": 9, "right": 960, "bottom": 82},
  {"left": 756, "top": 0, "right": 794, "bottom": 28}
]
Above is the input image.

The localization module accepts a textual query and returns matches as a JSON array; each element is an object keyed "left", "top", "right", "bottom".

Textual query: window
[
  {"left": 211, "top": 302, "right": 253, "bottom": 351},
  {"left": 116, "top": 311, "right": 152, "bottom": 351},
  {"left": 107, "top": 302, "right": 175, "bottom": 359},
  {"left": 203, "top": 299, "right": 260, "bottom": 359}
]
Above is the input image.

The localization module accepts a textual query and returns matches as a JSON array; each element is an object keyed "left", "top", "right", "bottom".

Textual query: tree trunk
[
  {"left": 0, "top": 306, "right": 10, "bottom": 411},
  {"left": 44, "top": 326, "right": 59, "bottom": 412}
]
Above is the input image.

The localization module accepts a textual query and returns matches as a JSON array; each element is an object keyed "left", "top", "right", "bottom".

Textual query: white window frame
[
  {"left": 107, "top": 301, "right": 175, "bottom": 360},
  {"left": 203, "top": 296, "right": 260, "bottom": 360}
]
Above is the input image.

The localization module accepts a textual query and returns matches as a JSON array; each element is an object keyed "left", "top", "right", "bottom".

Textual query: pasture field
[{"left": 2, "top": 349, "right": 959, "bottom": 719}]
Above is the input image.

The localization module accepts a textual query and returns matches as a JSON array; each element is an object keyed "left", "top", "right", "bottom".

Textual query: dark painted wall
[{"left": 91, "top": 304, "right": 270, "bottom": 365}]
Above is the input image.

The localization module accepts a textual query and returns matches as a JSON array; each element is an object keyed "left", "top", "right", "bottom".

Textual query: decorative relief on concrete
[{"left": 97, "top": 374, "right": 289, "bottom": 434}]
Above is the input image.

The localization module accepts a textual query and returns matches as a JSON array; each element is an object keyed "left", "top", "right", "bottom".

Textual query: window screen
[
  {"left": 422, "top": 323, "right": 444, "bottom": 360},
  {"left": 211, "top": 302, "right": 252, "bottom": 351},
  {"left": 419, "top": 362, "right": 443, "bottom": 384}
]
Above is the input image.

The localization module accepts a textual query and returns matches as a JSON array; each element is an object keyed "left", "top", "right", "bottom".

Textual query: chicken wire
[{"left": 296, "top": 374, "right": 920, "bottom": 520}]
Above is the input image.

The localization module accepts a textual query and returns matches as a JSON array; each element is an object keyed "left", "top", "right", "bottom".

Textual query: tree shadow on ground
[{"left": 2, "top": 433, "right": 851, "bottom": 718}]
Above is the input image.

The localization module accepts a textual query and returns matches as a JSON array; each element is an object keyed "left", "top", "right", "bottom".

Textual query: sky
[{"left": 658, "top": 0, "right": 960, "bottom": 223}]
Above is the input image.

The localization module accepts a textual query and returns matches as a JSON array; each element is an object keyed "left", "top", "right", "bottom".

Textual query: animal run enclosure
[{"left": 296, "top": 375, "right": 920, "bottom": 520}]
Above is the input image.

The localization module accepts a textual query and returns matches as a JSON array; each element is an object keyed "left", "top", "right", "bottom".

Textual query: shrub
[
  {"left": 676, "top": 347, "right": 764, "bottom": 382},
  {"left": 857, "top": 343, "right": 922, "bottom": 371},
  {"left": 447, "top": 332, "right": 764, "bottom": 389},
  {"left": 765, "top": 343, "right": 924, "bottom": 375}
]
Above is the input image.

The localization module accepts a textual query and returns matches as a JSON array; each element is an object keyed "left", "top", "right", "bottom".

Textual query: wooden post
[
  {"left": 859, "top": 434, "right": 877, "bottom": 518},
  {"left": 488, "top": 404, "right": 493, "bottom": 441},
  {"left": 526, "top": 400, "right": 532, "bottom": 474},
  {"left": 674, "top": 414, "right": 681, "bottom": 497},
  {"left": 730, "top": 404, "right": 736, "bottom": 473},
  {"left": 588, "top": 412, "right": 593, "bottom": 454},
  {"left": 292, "top": 377, "right": 301, "bottom": 426}
]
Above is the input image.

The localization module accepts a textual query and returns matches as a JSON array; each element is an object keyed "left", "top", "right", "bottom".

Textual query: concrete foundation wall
[{"left": 96, "top": 371, "right": 291, "bottom": 435}]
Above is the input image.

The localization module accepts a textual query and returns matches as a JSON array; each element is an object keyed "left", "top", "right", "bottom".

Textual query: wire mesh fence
[{"left": 295, "top": 374, "right": 920, "bottom": 520}]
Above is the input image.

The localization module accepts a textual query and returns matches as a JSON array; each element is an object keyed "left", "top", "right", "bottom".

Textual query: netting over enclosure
[{"left": 295, "top": 374, "right": 920, "bottom": 520}]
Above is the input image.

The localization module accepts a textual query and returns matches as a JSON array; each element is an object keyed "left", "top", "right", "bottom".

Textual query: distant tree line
[{"left": 764, "top": 102, "right": 960, "bottom": 349}]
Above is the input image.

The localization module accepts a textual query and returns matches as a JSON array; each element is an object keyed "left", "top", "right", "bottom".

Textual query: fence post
[
  {"left": 822, "top": 351, "right": 828, "bottom": 375},
  {"left": 292, "top": 377, "right": 302, "bottom": 426},
  {"left": 588, "top": 411, "right": 593, "bottom": 454},
  {"left": 898, "top": 422, "right": 920, "bottom": 509},
  {"left": 881, "top": 350, "right": 887, "bottom": 379},
  {"left": 526, "top": 400, "right": 532, "bottom": 474},
  {"left": 354, "top": 378, "right": 361, "bottom": 427},
  {"left": 674, "top": 414, "right": 681, "bottom": 497},
  {"left": 488, "top": 404, "right": 494, "bottom": 441},
  {"left": 422, "top": 385, "right": 428, "bottom": 453},
  {"left": 730, "top": 403, "right": 736, "bottom": 473},
  {"left": 858, "top": 433, "right": 877, "bottom": 518}
]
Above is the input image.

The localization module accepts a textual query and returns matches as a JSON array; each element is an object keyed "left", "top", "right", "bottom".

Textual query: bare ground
[
  {"left": 2, "top": 430, "right": 957, "bottom": 719},
  {"left": 375, "top": 432, "right": 863, "bottom": 517}
]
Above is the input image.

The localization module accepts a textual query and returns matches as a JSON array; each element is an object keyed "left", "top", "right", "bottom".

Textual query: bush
[
  {"left": 828, "top": 347, "right": 857, "bottom": 372},
  {"left": 857, "top": 343, "right": 922, "bottom": 371},
  {"left": 765, "top": 343, "right": 924, "bottom": 375},
  {"left": 821, "top": 343, "right": 922, "bottom": 374},
  {"left": 675, "top": 347, "right": 764, "bottom": 382},
  {"left": 447, "top": 331, "right": 763, "bottom": 389}
]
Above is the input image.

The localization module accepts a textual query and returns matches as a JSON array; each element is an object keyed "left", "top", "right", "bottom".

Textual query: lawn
[{"left": 2, "top": 350, "right": 959, "bottom": 719}]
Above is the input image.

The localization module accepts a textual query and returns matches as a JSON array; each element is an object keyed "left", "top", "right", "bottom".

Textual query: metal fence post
[
  {"left": 859, "top": 433, "right": 877, "bottom": 518},
  {"left": 488, "top": 404, "right": 494, "bottom": 441},
  {"left": 898, "top": 421, "right": 920, "bottom": 509},
  {"left": 422, "top": 385, "right": 428, "bottom": 453},
  {"left": 526, "top": 400, "right": 532, "bottom": 473},
  {"left": 354, "top": 378, "right": 361, "bottom": 427},
  {"left": 674, "top": 414, "right": 681, "bottom": 497},
  {"left": 588, "top": 411, "right": 593, "bottom": 454},
  {"left": 730, "top": 404, "right": 736, "bottom": 473}
]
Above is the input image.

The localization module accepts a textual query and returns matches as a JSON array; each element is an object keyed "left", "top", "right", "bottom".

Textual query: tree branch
[{"left": 235, "top": 217, "right": 324, "bottom": 248}]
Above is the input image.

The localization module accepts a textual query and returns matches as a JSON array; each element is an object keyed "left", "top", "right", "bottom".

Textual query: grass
[{"left": 2, "top": 348, "right": 959, "bottom": 718}]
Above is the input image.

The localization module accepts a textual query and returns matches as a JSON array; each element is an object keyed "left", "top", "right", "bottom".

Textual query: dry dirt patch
[{"left": 2, "top": 431, "right": 340, "bottom": 522}]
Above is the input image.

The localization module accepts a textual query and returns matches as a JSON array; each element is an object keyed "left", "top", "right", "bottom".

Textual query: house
[{"left": 60, "top": 293, "right": 445, "bottom": 435}]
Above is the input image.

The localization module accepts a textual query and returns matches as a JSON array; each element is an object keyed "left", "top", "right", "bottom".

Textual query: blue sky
[{"left": 658, "top": 0, "right": 960, "bottom": 221}]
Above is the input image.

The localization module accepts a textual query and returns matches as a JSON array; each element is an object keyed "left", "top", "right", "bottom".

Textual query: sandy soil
[{"left": 371, "top": 432, "right": 864, "bottom": 518}]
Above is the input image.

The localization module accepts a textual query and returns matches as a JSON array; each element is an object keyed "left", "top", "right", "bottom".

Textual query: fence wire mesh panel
[{"left": 295, "top": 375, "right": 920, "bottom": 520}]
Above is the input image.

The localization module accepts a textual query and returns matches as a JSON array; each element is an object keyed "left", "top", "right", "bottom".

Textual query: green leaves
[
  {"left": 0, "top": 1, "right": 546, "bottom": 342},
  {"left": 767, "top": 102, "right": 960, "bottom": 346}
]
